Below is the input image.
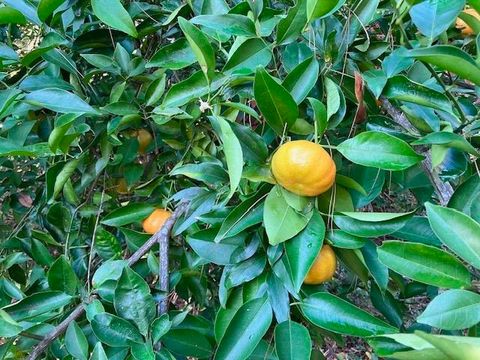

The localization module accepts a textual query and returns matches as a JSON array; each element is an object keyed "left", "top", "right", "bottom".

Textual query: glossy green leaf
[
  {"left": 230, "top": 122, "right": 268, "bottom": 164},
  {"left": 0, "top": 6, "right": 27, "bottom": 24},
  {"left": 114, "top": 268, "right": 156, "bottom": 336},
  {"left": 449, "top": 175, "right": 480, "bottom": 222},
  {"left": 391, "top": 216, "right": 441, "bottom": 246},
  {"left": 223, "top": 38, "right": 272, "bottom": 75},
  {"left": 327, "top": 230, "right": 366, "bottom": 249},
  {"left": 47, "top": 255, "right": 78, "bottom": 295},
  {"left": 426, "top": 203, "right": 480, "bottom": 270},
  {"left": 65, "top": 321, "right": 88, "bottom": 360},
  {"left": 333, "top": 212, "right": 412, "bottom": 237},
  {"left": 337, "top": 131, "right": 423, "bottom": 171},
  {"left": 209, "top": 115, "right": 243, "bottom": 200},
  {"left": 91, "top": 313, "right": 143, "bottom": 347},
  {"left": 152, "top": 314, "right": 172, "bottom": 343},
  {"left": 276, "top": 0, "right": 307, "bottom": 45},
  {"left": 92, "top": 0, "right": 137, "bottom": 37},
  {"left": 417, "top": 289, "right": 480, "bottom": 330},
  {"left": 383, "top": 76, "right": 452, "bottom": 113},
  {"left": 178, "top": 17, "right": 215, "bottom": 80},
  {"left": 264, "top": 186, "right": 311, "bottom": 245},
  {"left": 3, "top": 291, "right": 72, "bottom": 321},
  {"left": 307, "top": 0, "right": 345, "bottom": 22},
  {"left": 146, "top": 39, "right": 196, "bottom": 70},
  {"left": 90, "top": 343, "right": 108, "bottom": 360},
  {"left": 254, "top": 67, "right": 299, "bottom": 135},
  {"left": 406, "top": 46, "right": 480, "bottom": 86},
  {"left": 283, "top": 211, "right": 324, "bottom": 292},
  {"left": 415, "top": 331, "right": 480, "bottom": 360},
  {"left": 283, "top": 56, "right": 319, "bottom": 104},
  {"left": 37, "top": 0, "right": 64, "bottom": 21},
  {"left": 191, "top": 14, "right": 256, "bottom": 36},
  {"left": 0, "top": 310, "right": 22, "bottom": 338},
  {"left": 215, "top": 297, "right": 273, "bottom": 360},
  {"left": 413, "top": 131, "right": 480, "bottom": 157},
  {"left": 301, "top": 292, "right": 398, "bottom": 336},
  {"left": 163, "top": 329, "right": 213, "bottom": 358},
  {"left": 24, "top": 89, "right": 98, "bottom": 114},
  {"left": 274, "top": 321, "right": 312, "bottom": 360},
  {"left": 101, "top": 203, "right": 155, "bottom": 227},
  {"left": 378, "top": 241, "right": 471, "bottom": 289},
  {"left": 344, "top": 0, "right": 380, "bottom": 44},
  {"left": 410, "top": 0, "right": 465, "bottom": 38}
]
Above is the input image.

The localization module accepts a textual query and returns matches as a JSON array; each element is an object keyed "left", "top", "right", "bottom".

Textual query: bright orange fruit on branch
[
  {"left": 143, "top": 208, "right": 171, "bottom": 234},
  {"left": 456, "top": 8, "right": 480, "bottom": 36},
  {"left": 271, "top": 140, "right": 336, "bottom": 196},
  {"left": 304, "top": 245, "right": 337, "bottom": 285},
  {"left": 137, "top": 128, "right": 153, "bottom": 154}
]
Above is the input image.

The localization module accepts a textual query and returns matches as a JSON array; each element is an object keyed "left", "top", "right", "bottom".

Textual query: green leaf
[
  {"left": 307, "top": 0, "right": 345, "bottom": 22},
  {"left": 91, "top": 0, "right": 138, "bottom": 37},
  {"left": 254, "top": 67, "right": 299, "bottom": 135},
  {"left": 65, "top": 321, "right": 88, "bottom": 360},
  {"left": 230, "top": 122, "right": 268, "bottom": 164},
  {"left": 178, "top": 17, "right": 215, "bottom": 80},
  {"left": 412, "top": 131, "right": 480, "bottom": 157},
  {"left": 337, "top": 131, "right": 423, "bottom": 171},
  {"left": 24, "top": 89, "right": 98, "bottom": 114},
  {"left": 362, "top": 240, "right": 389, "bottom": 291},
  {"left": 383, "top": 76, "right": 452, "bottom": 113},
  {"left": 391, "top": 216, "right": 441, "bottom": 246},
  {"left": 333, "top": 212, "right": 413, "bottom": 238},
  {"left": 146, "top": 38, "right": 196, "bottom": 70},
  {"left": 225, "top": 255, "right": 266, "bottom": 289},
  {"left": 0, "top": 310, "right": 22, "bottom": 338},
  {"left": 426, "top": 203, "right": 480, "bottom": 270},
  {"left": 37, "top": 0, "right": 64, "bottom": 22},
  {"left": 274, "top": 321, "right": 312, "bottom": 360},
  {"left": 415, "top": 331, "right": 480, "bottom": 360},
  {"left": 344, "top": 0, "right": 380, "bottom": 44},
  {"left": 152, "top": 314, "right": 172, "bottom": 343},
  {"left": 406, "top": 46, "right": 480, "bottom": 86},
  {"left": 47, "top": 255, "right": 78, "bottom": 295},
  {"left": 52, "top": 157, "right": 81, "bottom": 201},
  {"left": 101, "top": 203, "right": 155, "bottom": 227},
  {"left": 162, "top": 71, "right": 226, "bottom": 107},
  {"left": 283, "top": 56, "right": 319, "bottom": 104},
  {"left": 187, "top": 228, "right": 246, "bottom": 265},
  {"left": 325, "top": 77, "right": 340, "bottom": 121},
  {"left": 417, "top": 290, "right": 480, "bottom": 330},
  {"left": 276, "top": 0, "right": 307, "bottom": 45},
  {"left": 283, "top": 211, "right": 324, "bottom": 292},
  {"left": 410, "top": 0, "right": 465, "bottom": 39},
  {"left": 114, "top": 267, "right": 156, "bottom": 336},
  {"left": 301, "top": 292, "right": 398, "bottom": 336},
  {"left": 0, "top": 6, "right": 27, "bottom": 24},
  {"left": 191, "top": 14, "right": 256, "bottom": 36},
  {"left": 215, "top": 187, "right": 268, "bottom": 242},
  {"left": 92, "top": 260, "right": 128, "bottom": 288},
  {"left": 90, "top": 343, "right": 108, "bottom": 360},
  {"left": 163, "top": 329, "right": 213, "bottom": 358},
  {"left": 215, "top": 297, "right": 273, "bottom": 360},
  {"left": 223, "top": 38, "right": 272, "bottom": 75},
  {"left": 307, "top": 97, "right": 327, "bottom": 136},
  {"left": 449, "top": 175, "right": 480, "bottom": 222},
  {"left": 3, "top": 291, "right": 72, "bottom": 321},
  {"left": 95, "top": 227, "right": 122, "bottom": 260},
  {"left": 91, "top": 313, "right": 143, "bottom": 347},
  {"left": 378, "top": 241, "right": 471, "bottom": 289},
  {"left": 263, "top": 186, "right": 312, "bottom": 245},
  {"left": 327, "top": 230, "right": 367, "bottom": 249},
  {"left": 208, "top": 115, "right": 244, "bottom": 200}
]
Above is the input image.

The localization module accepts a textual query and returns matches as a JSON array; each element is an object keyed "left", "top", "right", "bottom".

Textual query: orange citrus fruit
[
  {"left": 271, "top": 140, "right": 336, "bottom": 197},
  {"left": 304, "top": 245, "right": 337, "bottom": 285},
  {"left": 456, "top": 8, "right": 480, "bottom": 36},
  {"left": 137, "top": 129, "right": 153, "bottom": 154},
  {"left": 142, "top": 208, "right": 171, "bottom": 234}
]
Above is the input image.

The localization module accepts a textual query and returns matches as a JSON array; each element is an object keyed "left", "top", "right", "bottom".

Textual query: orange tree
[{"left": 1, "top": 0, "right": 480, "bottom": 359}]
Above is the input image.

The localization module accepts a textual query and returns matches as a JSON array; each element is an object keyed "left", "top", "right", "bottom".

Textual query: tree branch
[
  {"left": 381, "top": 99, "right": 454, "bottom": 205},
  {"left": 28, "top": 201, "right": 189, "bottom": 360}
]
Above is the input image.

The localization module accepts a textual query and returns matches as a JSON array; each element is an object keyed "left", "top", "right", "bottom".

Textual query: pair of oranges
[{"left": 141, "top": 140, "right": 337, "bottom": 285}]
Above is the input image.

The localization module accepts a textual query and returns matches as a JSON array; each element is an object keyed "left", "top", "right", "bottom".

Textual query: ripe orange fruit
[
  {"left": 116, "top": 178, "right": 129, "bottom": 194},
  {"left": 304, "top": 245, "right": 337, "bottom": 285},
  {"left": 142, "top": 208, "right": 171, "bottom": 234},
  {"left": 137, "top": 129, "right": 153, "bottom": 154},
  {"left": 456, "top": 8, "right": 480, "bottom": 36},
  {"left": 271, "top": 140, "right": 336, "bottom": 197}
]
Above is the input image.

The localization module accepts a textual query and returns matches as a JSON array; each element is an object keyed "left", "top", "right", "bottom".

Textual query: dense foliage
[{"left": 1, "top": 0, "right": 480, "bottom": 359}]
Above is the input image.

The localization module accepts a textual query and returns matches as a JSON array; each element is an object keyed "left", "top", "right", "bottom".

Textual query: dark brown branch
[
  {"left": 28, "top": 201, "right": 189, "bottom": 360},
  {"left": 381, "top": 99, "right": 454, "bottom": 205}
]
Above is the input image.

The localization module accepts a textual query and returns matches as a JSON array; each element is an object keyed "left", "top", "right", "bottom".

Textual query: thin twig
[{"left": 28, "top": 201, "right": 189, "bottom": 360}]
